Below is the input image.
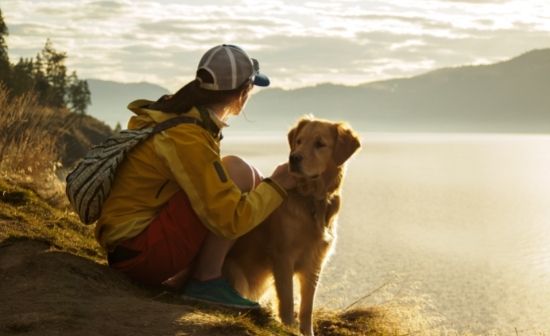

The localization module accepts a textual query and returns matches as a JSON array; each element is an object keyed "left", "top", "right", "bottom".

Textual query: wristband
[{"left": 262, "top": 177, "right": 287, "bottom": 199}]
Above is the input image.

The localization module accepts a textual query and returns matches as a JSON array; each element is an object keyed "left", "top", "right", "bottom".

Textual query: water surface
[{"left": 222, "top": 134, "right": 550, "bottom": 335}]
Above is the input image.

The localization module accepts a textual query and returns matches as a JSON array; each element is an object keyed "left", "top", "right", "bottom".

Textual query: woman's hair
[{"left": 149, "top": 69, "right": 251, "bottom": 114}]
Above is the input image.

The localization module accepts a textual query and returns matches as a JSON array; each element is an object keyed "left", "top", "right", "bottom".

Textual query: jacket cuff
[{"left": 262, "top": 178, "right": 287, "bottom": 199}]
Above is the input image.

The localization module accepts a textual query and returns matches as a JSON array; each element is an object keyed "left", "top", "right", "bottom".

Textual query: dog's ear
[
  {"left": 333, "top": 123, "right": 361, "bottom": 166},
  {"left": 288, "top": 119, "right": 309, "bottom": 149}
]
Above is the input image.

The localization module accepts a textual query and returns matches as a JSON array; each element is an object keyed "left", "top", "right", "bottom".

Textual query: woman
[{"left": 95, "top": 44, "right": 295, "bottom": 309}]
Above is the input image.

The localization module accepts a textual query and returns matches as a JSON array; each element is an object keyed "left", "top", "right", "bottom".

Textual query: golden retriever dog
[{"left": 223, "top": 116, "right": 361, "bottom": 335}]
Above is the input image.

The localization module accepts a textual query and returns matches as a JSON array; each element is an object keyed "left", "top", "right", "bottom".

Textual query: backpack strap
[{"left": 152, "top": 115, "right": 207, "bottom": 134}]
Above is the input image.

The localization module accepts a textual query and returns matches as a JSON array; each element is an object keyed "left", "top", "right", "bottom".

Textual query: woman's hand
[{"left": 269, "top": 163, "right": 296, "bottom": 190}]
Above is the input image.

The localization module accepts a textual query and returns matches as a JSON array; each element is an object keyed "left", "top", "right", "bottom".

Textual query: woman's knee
[{"left": 222, "top": 155, "right": 262, "bottom": 192}]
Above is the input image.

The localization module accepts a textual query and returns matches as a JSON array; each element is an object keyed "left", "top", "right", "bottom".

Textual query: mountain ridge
[
  {"left": 86, "top": 48, "right": 550, "bottom": 134},
  {"left": 87, "top": 79, "right": 169, "bottom": 128}
]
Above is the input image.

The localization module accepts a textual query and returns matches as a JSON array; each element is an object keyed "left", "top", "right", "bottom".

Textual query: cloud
[
  {"left": 88, "top": 0, "right": 125, "bottom": 9},
  {"left": 440, "top": 0, "right": 510, "bottom": 3},
  {"left": 83, "top": 0, "right": 127, "bottom": 19},
  {"left": 137, "top": 18, "right": 282, "bottom": 40},
  {"left": 31, "top": 0, "right": 126, "bottom": 19},
  {"left": 8, "top": 23, "right": 49, "bottom": 35},
  {"left": 2, "top": 0, "right": 549, "bottom": 89}
]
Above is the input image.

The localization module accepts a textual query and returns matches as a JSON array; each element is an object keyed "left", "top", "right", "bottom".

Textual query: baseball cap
[{"left": 196, "top": 44, "right": 270, "bottom": 91}]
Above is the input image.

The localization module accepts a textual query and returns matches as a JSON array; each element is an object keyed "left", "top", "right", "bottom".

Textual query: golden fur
[{"left": 223, "top": 116, "right": 361, "bottom": 335}]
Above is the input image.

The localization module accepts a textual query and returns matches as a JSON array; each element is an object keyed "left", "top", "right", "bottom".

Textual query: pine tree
[
  {"left": 33, "top": 53, "right": 50, "bottom": 104},
  {"left": 0, "top": 9, "right": 10, "bottom": 86},
  {"left": 10, "top": 57, "right": 34, "bottom": 96},
  {"left": 40, "top": 39, "right": 67, "bottom": 108},
  {"left": 0, "top": 8, "right": 91, "bottom": 114},
  {"left": 67, "top": 71, "right": 91, "bottom": 114}
]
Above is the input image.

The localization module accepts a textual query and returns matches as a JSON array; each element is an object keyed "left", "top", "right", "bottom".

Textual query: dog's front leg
[
  {"left": 298, "top": 269, "right": 320, "bottom": 336},
  {"left": 273, "top": 260, "right": 295, "bottom": 326}
]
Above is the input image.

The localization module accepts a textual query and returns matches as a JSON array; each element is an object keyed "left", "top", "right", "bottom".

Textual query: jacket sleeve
[{"left": 153, "top": 125, "right": 286, "bottom": 239}]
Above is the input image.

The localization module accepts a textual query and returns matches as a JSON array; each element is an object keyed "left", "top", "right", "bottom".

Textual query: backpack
[{"left": 66, "top": 115, "right": 205, "bottom": 225}]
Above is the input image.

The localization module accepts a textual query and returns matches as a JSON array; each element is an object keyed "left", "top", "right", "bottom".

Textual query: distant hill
[
  {"left": 54, "top": 112, "right": 113, "bottom": 168},
  {"left": 87, "top": 49, "right": 550, "bottom": 134},
  {"left": 232, "top": 48, "right": 550, "bottom": 134},
  {"left": 87, "top": 79, "right": 169, "bottom": 128}
]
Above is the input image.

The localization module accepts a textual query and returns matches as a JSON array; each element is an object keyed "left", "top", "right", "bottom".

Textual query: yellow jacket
[{"left": 95, "top": 100, "right": 286, "bottom": 250}]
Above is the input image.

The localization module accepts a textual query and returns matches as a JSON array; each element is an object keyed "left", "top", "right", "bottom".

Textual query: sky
[{"left": 2, "top": 0, "right": 550, "bottom": 91}]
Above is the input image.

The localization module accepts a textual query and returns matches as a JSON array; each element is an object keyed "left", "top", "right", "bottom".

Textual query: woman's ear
[
  {"left": 234, "top": 84, "right": 252, "bottom": 114},
  {"left": 333, "top": 123, "right": 361, "bottom": 166},
  {"left": 239, "top": 88, "right": 249, "bottom": 103}
]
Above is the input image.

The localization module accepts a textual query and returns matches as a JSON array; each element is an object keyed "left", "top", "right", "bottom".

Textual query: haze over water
[{"left": 222, "top": 133, "right": 550, "bottom": 335}]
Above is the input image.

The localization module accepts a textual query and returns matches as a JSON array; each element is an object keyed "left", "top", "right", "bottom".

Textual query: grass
[
  {"left": 0, "top": 151, "right": 425, "bottom": 336},
  {"left": 0, "top": 84, "right": 95, "bottom": 257},
  {"left": 0, "top": 84, "right": 113, "bottom": 206},
  {"left": 0, "top": 85, "right": 61, "bottom": 192},
  {"left": 0, "top": 177, "right": 103, "bottom": 262},
  {"left": 0, "top": 176, "right": 425, "bottom": 335}
]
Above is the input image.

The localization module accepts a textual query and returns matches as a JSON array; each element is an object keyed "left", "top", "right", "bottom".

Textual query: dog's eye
[
  {"left": 315, "top": 141, "right": 326, "bottom": 148},
  {"left": 296, "top": 139, "right": 302, "bottom": 145}
]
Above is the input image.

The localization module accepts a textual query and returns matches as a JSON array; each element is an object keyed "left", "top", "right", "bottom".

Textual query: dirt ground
[{"left": 0, "top": 238, "right": 285, "bottom": 336}]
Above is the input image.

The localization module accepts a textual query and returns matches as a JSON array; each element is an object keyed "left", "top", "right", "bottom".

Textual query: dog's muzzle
[{"left": 289, "top": 154, "right": 303, "bottom": 173}]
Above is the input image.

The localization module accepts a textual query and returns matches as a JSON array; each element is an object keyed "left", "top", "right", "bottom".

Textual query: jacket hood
[{"left": 126, "top": 99, "right": 201, "bottom": 130}]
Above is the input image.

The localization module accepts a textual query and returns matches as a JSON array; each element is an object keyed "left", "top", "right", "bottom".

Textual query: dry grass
[
  {"left": 315, "top": 303, "right": 438, "bottom": 336},
  {"left": 0, "top": 85, "right": 67, "bottom": 205},
  {"left": 0, "top": 85, "right": 59, "bottom": 176},
  {"left": 0, "top": 177, "right": 102, "bottom": 262}
]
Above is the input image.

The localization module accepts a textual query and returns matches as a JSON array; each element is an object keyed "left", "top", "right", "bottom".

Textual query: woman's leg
[
  {"left": 192, "top": 155, "right": 263, "bottom": 281},
  {"left": 163, "top": 156, "right": 262, "bottom": 290},
  {"left": 182, "top": 156, "right": 264, "bottom": 308}
]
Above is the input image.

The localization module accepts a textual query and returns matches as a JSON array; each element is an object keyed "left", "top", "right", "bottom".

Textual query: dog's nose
[
  {"left": 289, "top": 154, "right": 303, "bottom": 172},
  {"left": 289, "top": 154, "right": 303, "bottom": 165}
]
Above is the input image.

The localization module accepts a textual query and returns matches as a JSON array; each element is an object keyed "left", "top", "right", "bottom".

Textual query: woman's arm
[{"left": 154, "top": 125, "right": 286, "bottom": 239}]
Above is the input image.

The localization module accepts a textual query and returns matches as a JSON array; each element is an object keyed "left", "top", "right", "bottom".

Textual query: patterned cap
[{"left": 196, "top": 44, "right": 270, "bottom": 91}]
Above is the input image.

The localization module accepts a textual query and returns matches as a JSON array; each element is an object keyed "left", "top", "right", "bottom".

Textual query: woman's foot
[
  {"left": 161, "top": 267, "right": 193, "bottom": 290},
  {"left": 182, "top": 277, "right": 260, "bottom": 309}
]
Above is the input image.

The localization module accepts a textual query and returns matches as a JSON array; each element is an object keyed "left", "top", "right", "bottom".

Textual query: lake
[{"left": 221, "top": 133, "right": 550, "bottom": 335}]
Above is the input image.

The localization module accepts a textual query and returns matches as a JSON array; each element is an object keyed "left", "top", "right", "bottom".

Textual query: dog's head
[{"left": 287, "top": 116, "right": 361, "bottom": 178}]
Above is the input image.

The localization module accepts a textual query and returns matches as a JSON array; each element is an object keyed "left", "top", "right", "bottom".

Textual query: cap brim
[{"left": 253, "top": 73, "right": 270, "bottom": 87}]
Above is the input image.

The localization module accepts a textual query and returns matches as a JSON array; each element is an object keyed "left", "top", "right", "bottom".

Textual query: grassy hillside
[
  {"left": 0, "top": 86, "right": 112, "bottom": 210},
  {"left": 0, "top": 177, "right": 419, "bottom": 335}
]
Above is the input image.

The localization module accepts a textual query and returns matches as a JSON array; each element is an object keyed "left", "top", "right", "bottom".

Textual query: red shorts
[{"left": 109, "top": 190, "right": 208, "bottom": 285}]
